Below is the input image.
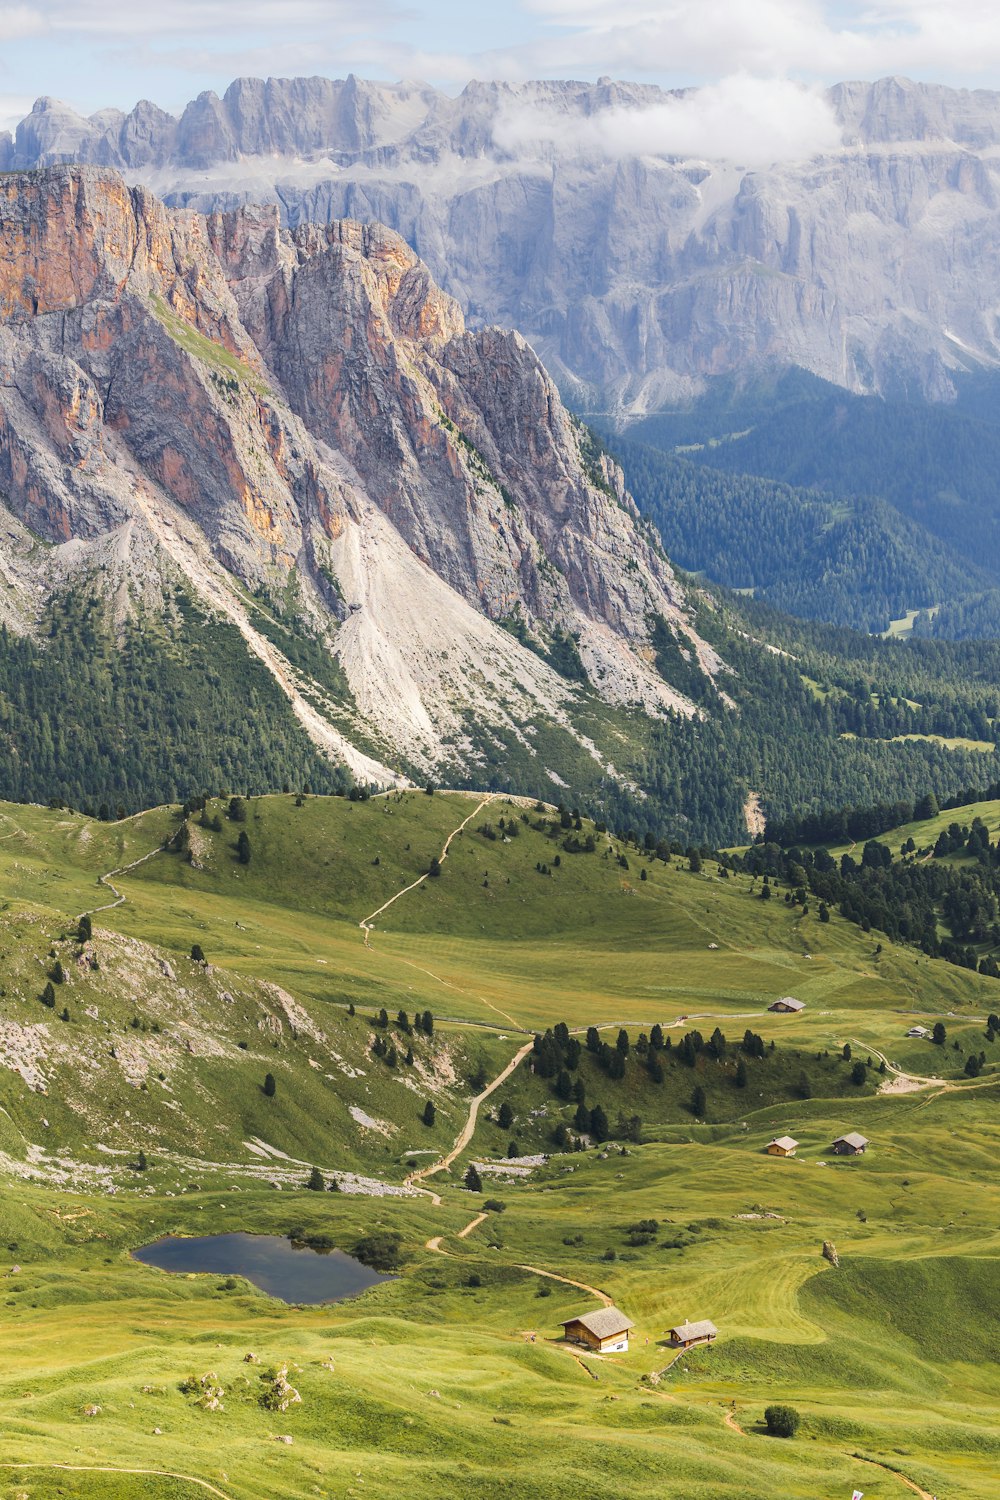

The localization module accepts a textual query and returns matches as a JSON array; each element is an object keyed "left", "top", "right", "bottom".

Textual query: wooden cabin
[
  {"left": 766, "top": 1135, "right": 799, "bottom": 1157},
  {"left": 668, "top": 1318, "right": 718, "bottom": 1350},
  {"left": 906, "top": 1026, "right": 930, "bottom": 1038},
  {"left": 560, "top": 1306, "right": 634, "bottom": 1354},
  {"left": 831, "top": 1132, "right": 869, "bottom": 1156},
  {"left": 769, "top": 997, "right": 805, "bottom": 1013}
]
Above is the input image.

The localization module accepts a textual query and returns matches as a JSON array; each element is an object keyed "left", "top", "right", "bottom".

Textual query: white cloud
[
  {"left": 0, "top": 5, "right": 46, "bottom": 43},
  {"left": 501, "top": 0, "right": 1000, "bottom": 84},
  {"left": 0, "top": 0, "right": 399, "bottom": 41},
  {"left": 494, "top": 75, "right": 843, "bottom": 167},
  {"left": 0, "top": 93, "right": 34, "bottom": 132}
]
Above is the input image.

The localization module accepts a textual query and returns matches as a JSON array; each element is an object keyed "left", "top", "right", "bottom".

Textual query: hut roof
[
  {"left": 560, "top": 1306, "right": 633, "bottom": 1339},
  {"left": 771, "top": 996, "right": 805, "bottom": 1011},
  {"left": 833, "top": 1132, "right": 869, "bottom": 1150},
  {"left": 671, "top": 1318, "right": 718, "bottom": 1342},
  {"left": 769, "top": 1135, "right": 799, "bottom": 1151}
]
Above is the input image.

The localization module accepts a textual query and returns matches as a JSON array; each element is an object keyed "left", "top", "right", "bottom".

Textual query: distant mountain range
[{"left": 6, "top": 74, "right": 1000, "bottom": 412}]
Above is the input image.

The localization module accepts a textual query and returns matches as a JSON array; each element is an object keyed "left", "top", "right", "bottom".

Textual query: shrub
[
  {"left": 764, "top": 1405, "right": 800, "bottom": 1438},
  {"left": 353, "top": 1232, "right": 402, "bottom": 1272},
  {"left": 483, "top": 1199, "right": 506, "bottom": 1213}
]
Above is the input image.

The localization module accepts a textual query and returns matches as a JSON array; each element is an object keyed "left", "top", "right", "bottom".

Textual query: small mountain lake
[{"left": 132, "top": 1232, "right": 393, "bottom": 1304}]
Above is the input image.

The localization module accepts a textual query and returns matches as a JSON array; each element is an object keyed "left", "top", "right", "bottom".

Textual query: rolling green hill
[{"left": 2, "top": 791, "right": 1000, "bottom": 1498}]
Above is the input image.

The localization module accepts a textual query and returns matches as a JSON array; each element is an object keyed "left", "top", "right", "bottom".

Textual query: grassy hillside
[{"left": 2, "top": 791, "right": 1000, "bottom": 1497}]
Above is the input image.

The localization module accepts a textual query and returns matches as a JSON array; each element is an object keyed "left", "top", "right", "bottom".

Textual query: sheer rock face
[
  {"left": 10, "top": 74, "right": 1000, "bottom": 407},
  {"left": 0, "top": 165, "right": 700, "bottom": 776}
]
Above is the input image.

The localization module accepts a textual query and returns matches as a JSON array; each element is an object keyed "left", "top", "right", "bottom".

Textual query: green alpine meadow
[{"left": 1, "top": 788, "right": 1000, "bottom": 1498}]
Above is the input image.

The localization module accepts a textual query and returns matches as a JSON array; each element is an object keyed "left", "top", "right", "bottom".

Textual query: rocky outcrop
[
  {"left": 9, "top": 74, "right": 1000, "bottom": 407},
  {"left": 0, "top": 165, "right": 704, "bottom": 782}
]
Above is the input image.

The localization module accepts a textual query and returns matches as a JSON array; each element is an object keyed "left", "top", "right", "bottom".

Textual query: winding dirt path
[
  {"left": 359, "top": 795, "right": 494, "bottom": 947},
  {"left": 80, "top": 845, "right": 164, "bottom": 920},
  {"left": 859, "top": 1039, "right": 1000, "bottom": 1097},
  {"left": 512, "top": 1263, "right": 613, "bottom": 1306},
  {"left": 852, "top": 1454, "right": 933, "bottom": 1500},
  {"left": 424, "top": 1222, "right": 612, "bottom": 1307},
  {"left": 0, "top": 1462, "right": 234, "bottom": 1499},
  {"left": 407, "top": 1038, "right": 535, "bottom": 1191}
]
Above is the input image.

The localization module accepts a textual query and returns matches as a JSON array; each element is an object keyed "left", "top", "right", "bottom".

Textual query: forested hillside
[
  {"left": 659, "top": 392, "right": 1000, "bottom": 577},
  {"left": 610, "top": 437, "right": 980, "bottom": 632}
]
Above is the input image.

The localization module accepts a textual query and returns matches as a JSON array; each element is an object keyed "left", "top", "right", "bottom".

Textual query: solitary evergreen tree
[
  {"left": 589, "top": 1104, "right": 609, "bottom": 1142},
  {"left": 464, "top": 1162, "right": 482, "bottom": 1192},
  {"left": 307, "top": 1166, "right": 325, "bottom": 1190},
  {"left": 237, "top": 830, "right": 251, "bottom": 865},
  {"left": 51, "top": 959, "right": 65, "bottom": 984},
  {"left": 41, "top": 981, "right": 55, "bottom": 1008},
  {"left": 428, "top": 855, "right": 442, "bottom": 878},
  {"left": 933, "top": 1021, "right": 947, "bottom": 1045},
  {"left": 616, "top": 1028, "right": 630, "bottom": 1056},
  {"left": 691, "top": 1084, "right": 707, "bottom": 1117},
  {"left": 228, "top": 796, "right": 247, "bottom": 822},
  {"left": 735, "top": 1058, "right": 748, "bottom": 1088},
  {"left": 78, "top": 914, "right": 92, "bottom": 943},
  {"left": 136, "top": 1150, "right": 148, "bottom": 1171},
  {"left": 422, "top": 1099, "right": 436, "bottom": 1127},
  {"left": 263, "top": 1072, "right": 276, "bottom": 1097},
  {"left": 191, "top": 943, "right": 206, "bottom": 963},
  {"left": 422, "top": 1010, "right": 434, "bottom": 1036},
  {"left": 497, "top": 1100, "right": 514, "bottom": 1130}
]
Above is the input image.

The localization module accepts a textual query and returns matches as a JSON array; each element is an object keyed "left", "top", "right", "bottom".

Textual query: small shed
[
  {"left": 769, "top": 997, "right": 805, "bottom": 1013},
  {"left": 906, "top": 1026, "right": 930, "bottom": 1038},
  {"left": 668, "top": 1318, "right": 718, "bottom": 1350},
  {"left": 560, "top": 1306, "right": 634, "bottom": 1354},
  {"left": 766, "top": 1135, "right": 799, "bottom": 1157},
  {"left": 831, "top": 1132, "right": 869, "bottom": 1156}
]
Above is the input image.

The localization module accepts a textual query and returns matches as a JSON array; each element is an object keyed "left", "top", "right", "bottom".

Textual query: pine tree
[
  {"left": 422, "top": 1099, "right": 436, "bottom": 1127},
  {"left": 464, "top": 1162, "right": 482, "bottom": 1192},
  {"left": 497, "top": 1101, "right": 514, "bottom": 1130},
  {"left": 263, "top": 1072, "right": 276, "bottom": 1097},
  {"left": 307, "top": 1166, "right": 325, "bottom": 1190},
  {"left": 237, "top": 830, "right": 252, "bottom": 864}
]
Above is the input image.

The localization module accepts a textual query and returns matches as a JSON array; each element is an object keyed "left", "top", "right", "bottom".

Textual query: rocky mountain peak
[{"left": 0, "top": 163, "right": 706, "bottom": 785}]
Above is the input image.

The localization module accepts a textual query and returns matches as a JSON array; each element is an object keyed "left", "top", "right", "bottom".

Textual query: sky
[{"left": 4, "top": 0, "right": 1000, "bottom": 138}]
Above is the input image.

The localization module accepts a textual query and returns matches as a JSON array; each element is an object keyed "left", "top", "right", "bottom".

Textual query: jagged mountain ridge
[
  {"left": 0, "top": 164, "right": 705, "bottom": 792},
  {"left": 5, "top": 75, "right": 1000, "bottom": 409}
]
